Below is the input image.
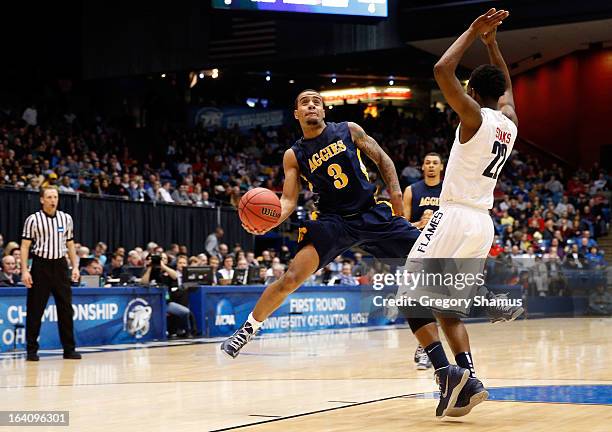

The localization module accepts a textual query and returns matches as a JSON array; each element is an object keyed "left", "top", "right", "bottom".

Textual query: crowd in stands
[{"left": 0, "top": 102, "right": 610, "bottom": 307}]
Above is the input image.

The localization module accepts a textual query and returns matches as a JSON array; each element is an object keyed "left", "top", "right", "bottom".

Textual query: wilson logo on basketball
[{"left": 261, "top": 208, "right": 280, "bottom": 218}]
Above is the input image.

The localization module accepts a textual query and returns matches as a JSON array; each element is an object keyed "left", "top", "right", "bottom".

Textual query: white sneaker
[{"left": 417, "top": 351, "right": 432, "bottom": 370}]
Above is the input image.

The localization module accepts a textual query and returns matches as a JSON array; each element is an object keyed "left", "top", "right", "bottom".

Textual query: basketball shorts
[
  {"left": 296, "top": 203, "right": 421, "bottom": 270},
  {"left": 399, "top": 203, "right": 494, "bottom": 317},
  {"left": 407, "top": 203, "right": 494, "bottom": 259}
]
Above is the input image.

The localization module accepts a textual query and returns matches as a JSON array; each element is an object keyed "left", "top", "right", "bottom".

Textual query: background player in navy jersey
[
  {"left": 403, "top": 152, "right": 443, "bottom": 231},
  {"left": 403, "top": 152, "right": 444, "bottom": 370},
  {"left": 221, "top": 89, "right": 421, "bottom": 357}
]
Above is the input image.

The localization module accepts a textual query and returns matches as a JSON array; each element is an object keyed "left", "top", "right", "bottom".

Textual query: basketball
[{"left": 239, "top": 187, "right": 281, "bottom": 232}]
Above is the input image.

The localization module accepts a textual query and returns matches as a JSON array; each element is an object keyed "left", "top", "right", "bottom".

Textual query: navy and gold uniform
[
  {"left": 410, "top": 180, "right": 442, "bottom": 223},
  {"left": 291, "top": 121, "right": 420, "bottom": 269}
]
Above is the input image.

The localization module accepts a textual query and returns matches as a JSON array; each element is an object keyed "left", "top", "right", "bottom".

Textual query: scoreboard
[{"left": 211, "top": 0, "right": 388, "bottom": 18}]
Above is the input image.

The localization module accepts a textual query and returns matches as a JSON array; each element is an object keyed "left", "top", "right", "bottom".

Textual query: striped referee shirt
[{"left": 22, "top": 210, "right": 74, "bottom": 259}]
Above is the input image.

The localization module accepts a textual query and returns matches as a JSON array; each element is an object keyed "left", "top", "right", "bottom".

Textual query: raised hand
[
  {"left": 480, "top": 27, "right": 497, "bottom": 46},
  {"left": 470, "top": 8, "right": 509, "bottom": 36}
]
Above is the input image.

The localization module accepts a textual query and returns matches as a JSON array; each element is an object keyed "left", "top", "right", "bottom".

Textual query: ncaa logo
[
  {"left": 123, "top": 298, "right": 153, "bottom": 339},
  {"left": 215, "top": 299, "right": 236, "bottom": 330}
]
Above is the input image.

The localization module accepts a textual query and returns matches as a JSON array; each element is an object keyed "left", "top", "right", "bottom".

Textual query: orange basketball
[{"left": 239, "top": 187, "right": 281, "bottom": 232}]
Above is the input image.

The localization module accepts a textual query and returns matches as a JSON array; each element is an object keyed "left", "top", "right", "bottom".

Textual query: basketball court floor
[{"left": 0, "top": 317, "right": 610, "bottom": 431}]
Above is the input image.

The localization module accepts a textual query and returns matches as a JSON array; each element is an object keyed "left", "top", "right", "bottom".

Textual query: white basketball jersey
[{"left": 440, "top": 107, "right": 517, "bottom": 210}]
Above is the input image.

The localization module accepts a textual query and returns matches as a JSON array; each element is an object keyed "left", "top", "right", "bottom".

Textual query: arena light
[
  {"left": 389, "top": 79, "right": 394, "bottom": 86},
  {"left": 199, "top": 72, "right": 205, "bottom": 79},
  {"left": 212, "top": 68, "right": 219, "bottom": 79},
  {"left": 161, "top": 73, "right": 166, "bottom": 78},
  {"left": 289, "top": 79, "right": 295, "bottom": 84},
  {"left": 331, "top": 75, "right": 337, "bottom": 84},
  {"left": 189, "top": 72, "right": 198, "bottom": 88},
  {"left": 320, "top": 86, "right": 412, "bottom": 105}
]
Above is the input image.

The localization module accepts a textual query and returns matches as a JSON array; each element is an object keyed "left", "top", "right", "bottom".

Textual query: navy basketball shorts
[{"left": 296, "top": 203, "right": 421, "bottom": 270}]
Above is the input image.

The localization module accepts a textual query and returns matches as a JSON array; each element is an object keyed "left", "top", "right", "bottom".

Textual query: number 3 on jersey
[
  {"left": 482, "top": 140, "right": 508, "bottom": 179},
  {"left": 327, "top": 163, "right": 349, "bottom": 189}
]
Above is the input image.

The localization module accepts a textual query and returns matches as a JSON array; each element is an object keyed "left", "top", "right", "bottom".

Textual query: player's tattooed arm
[{"left": 348, "top": 122, "right": 403, "bottom": 217}]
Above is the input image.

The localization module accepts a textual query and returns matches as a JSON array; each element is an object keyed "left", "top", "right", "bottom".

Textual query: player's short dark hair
[
  {"left": 424, "top": 152, "right": 442, "bottom": 162},
  {"left": 468, "top": 64, "right": 506, "bottom": 102},
  {"left": 295, "top": 89, "right": 321, "bottom": 109}
]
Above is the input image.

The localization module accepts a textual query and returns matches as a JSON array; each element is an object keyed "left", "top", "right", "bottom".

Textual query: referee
[{"left": 20, "top": 187, "right": 82, "bottom": 361}]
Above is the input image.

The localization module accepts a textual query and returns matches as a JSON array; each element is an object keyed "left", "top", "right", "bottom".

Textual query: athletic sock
[
  {"left": 424, "top": 341, "right": 449, "bottom": 371},
  {"left": 246, "top": 312, "right": 263, "bottom": 332},
  {"left": 455, "top": 352, "right": 475, "bottom": 378}
]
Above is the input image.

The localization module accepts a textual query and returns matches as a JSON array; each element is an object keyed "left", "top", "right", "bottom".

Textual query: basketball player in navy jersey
[
  {"left": 221, "top": 89, "right": 421, "bottom": 360},
  {"left": 403, "top": 153, "right": 444, "bottom": 370},
  {"left": 403, "top": 153, "right": 443, "bottom": 231}
]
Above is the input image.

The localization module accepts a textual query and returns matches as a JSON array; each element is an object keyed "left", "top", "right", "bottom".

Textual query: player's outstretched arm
[
  {"left": 243, "top": 149, "right": 301, "bottom": 235},
  {"left": 348, "top": 122, "right": 403, "bottom": 217},
  {"left": 433, "top": 8, "right": 509, "bottom": 138},
  {"left": 481, "top": 29, "right": 518, "bottom": 127}
]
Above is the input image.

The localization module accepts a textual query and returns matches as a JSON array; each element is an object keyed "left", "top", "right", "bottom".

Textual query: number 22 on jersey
[{"left": 482, "top": 140, "right": 508, "bottom": 179}]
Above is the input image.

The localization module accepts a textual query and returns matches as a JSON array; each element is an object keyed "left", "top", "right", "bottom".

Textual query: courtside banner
[
  {"left": 192, "top": 285, "right": 404, "bottom": 337},
  {"left": 0, "top": 287, "right": 167, "bottom": 352}
]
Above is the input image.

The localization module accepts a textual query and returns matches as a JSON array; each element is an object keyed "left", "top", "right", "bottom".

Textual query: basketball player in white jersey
[{"left": 401, "top": 9, "right": 517, "bottom": 418}]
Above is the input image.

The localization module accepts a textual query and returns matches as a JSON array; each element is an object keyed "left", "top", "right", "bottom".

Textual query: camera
[{"left": 150, "top": 254, "right": 162, "bottom": 267}]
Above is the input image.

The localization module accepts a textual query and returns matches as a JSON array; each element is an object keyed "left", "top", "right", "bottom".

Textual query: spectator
[
  {"left": 216, "top": 256, "right": 234, "bottom": 285},
  {"left": 3, "top": 241, "right": 19, "bottom": 257},
  {"left": 258, "top": 250, "right": 272, "bottom": 268},
  {"left": 107, "top": 175, "right": 129, "bottom": 198},
  {"left": 142, "top": 253, "right": 193, "bottom": 337},
  {"left": 9, "top": 247, "right": 21, "bottom": 276},
  {"left": 201, "top": 191, "right": 215, "bottom": 208},
  {"left": 93, "top": 242, "right": 108, "bottom": 266},
  {"left": 219, "top": 243, "right": 229, "bottom": 259},
  {"left": 126, "top": 250, "right": 142, "bottom": 267},
  {"left": 0, "top": 255, "right": 20, "bottom": 286},
  {"left": 22, "top": 104, "right": 38, "bottom": 126},
  {"left": 588, "top": 284, "right": 611, "bottom": 316},
  {"left": 171, "top": 184, "right": 192, "bottom": 205},
  {"left": 328, "top": 263, "right": 359, "bottom": 286},
  {"left": 265, "top": 263, "right": 285, "bottom": 284},
  {"left": 205, "top": 226, "right": 224, "bottom": 258},
  {"left": 0, "top": 233, "right": 3, "bottom": 256},
  {"left": 401, "top": 159, "right": 421, "bottom": 185},
  {"left": 209, "top": 256, "right": 220, "bottom": 284},
  {"left": 197, "top": 253, "right": 208, "bottom": 265},
  {"left": 585, "top": 247, "right": 606, "bottom": 269},
  {"left": 246, "top": 251, "right": 259, "bottom": 268},
  {"left": 77, "top": 246, "right": 90, "bottom": 259},
  {"left": 58, "top": 176, "right": 75, "bottom": 193},
  {"left": 564, "top": 244, "right": 588, "bottom": 269},
  {"left": 545, "top": 175, "right": 564, "bottom": 195},
  {"left": 158, "top": 181, "right": 174, "bottom": 203},
  {"left": 81, "top": 258, "right": 104, "bottom": 276},
  {"left": 105, "top": 253, "right": 125, "bottom": 279},
  {"left": 189, "top": 183, "right": 203, "bottom": 205}
]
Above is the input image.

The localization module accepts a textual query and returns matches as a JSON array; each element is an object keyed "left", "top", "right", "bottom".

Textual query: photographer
[{"left": 141, "top": 253, "right": 193, "bottom": 337}]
